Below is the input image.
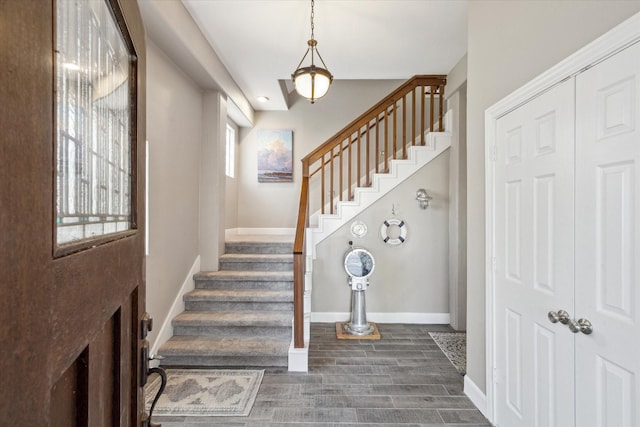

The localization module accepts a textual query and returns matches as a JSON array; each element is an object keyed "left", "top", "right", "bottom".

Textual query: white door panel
[
  {"left": 575, "top": 41, "right": 640, "bottom": 427},
  {"left": 494, "top": 78, "right": 576, "bottom": 427}
]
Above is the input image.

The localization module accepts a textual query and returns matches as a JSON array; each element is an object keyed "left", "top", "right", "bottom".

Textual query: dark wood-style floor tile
[
  {"left": 334, "top": 356, "right": 399, "bottom": 366},
  {"left": 321, "top": 374, "right": 393, "bottom": 385},
  {"left": 309, "top": 364, "right": 388, "bottom": 375},
  {"left": 392, "top": 395, "right": 478, "bottom": 409},
  {"left": 153, "top": 323, "right": 489, "bottom": 426},
  {"left": 356, "top": 408, "right": 443, "bottom": 424},
  {"left": 312, "top": 394, "right": 395, "bottom": 409},
  {"left": 438, "top": 408, "right": 489, "bottom": 424},
  {"left": 272, "top": 407, "right": 358, "bottom": 423}
]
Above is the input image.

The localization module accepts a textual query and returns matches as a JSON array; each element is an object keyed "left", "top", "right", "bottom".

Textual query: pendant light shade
[{"left": 292, "top": 0, "right": 333, "bottom": 103}]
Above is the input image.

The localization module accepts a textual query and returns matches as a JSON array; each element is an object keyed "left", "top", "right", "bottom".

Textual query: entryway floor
[{"left": 155, "top": 323, "right": 490, "bottom": 426}]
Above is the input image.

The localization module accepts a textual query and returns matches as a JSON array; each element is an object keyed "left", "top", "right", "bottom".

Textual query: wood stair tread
[
  {"left": 173, "top": 310, "right": 292, "bottom": 326},
  {"left": 195, "top": 270, "right": 293, "bottom": 280},
  {"left": 220, "top": 253, "right": 293, "bottom": 261},
  {"left": 185, "top": 289, "right": 293, "bottom": 302},
  {"left": 159, "top": 335, "right": 290, "bottom": 356}
]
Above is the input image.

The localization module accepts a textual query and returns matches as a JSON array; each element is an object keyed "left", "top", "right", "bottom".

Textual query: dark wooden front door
[{"left": 0, "top": 0, "right": 147, "bottom": 425}]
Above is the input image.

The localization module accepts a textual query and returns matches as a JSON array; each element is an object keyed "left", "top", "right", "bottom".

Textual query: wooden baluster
[
  {"left": 357, "top": 128, "right": 362, "bottom": 188},
  {"left": 384, "top": 108, "right": 389, "bottom": 172},
  {"left": 330, "top": 146, "right": 334, "bottom": 214},
  {"left": 338, "top": 140, "right": 343, "bottom": 202},
  {"left": 439, "top": 84, "right": 445, "bottom": 131},
  {"left": 348, "top": 132, "right": 352, "bottom": 200},
  {"left": 402, "top": 95, "right": 407, "bottom": 159},
  {"left": 412, "top": 88, "right": 416, "bottom": 146},
  {"left": 430, "top": 85, "right": 436, "bottom": 133},
  {"left": 375, "top": 117, "right": 380, "bottom": 174},
  {"left": 392, "top": 100, "right": 397, "bottom": 160},
  {"left": 421, "top": 85, "right": 425, "bottom": 145},
  {"left": 320, "top": 154, "right": 325, "bottom": 214},
  {"left": 366, "top": 122, "right": 371, "bottom": 186}
]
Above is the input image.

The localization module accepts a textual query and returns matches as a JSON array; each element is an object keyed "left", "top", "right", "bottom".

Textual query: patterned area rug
[
  {"left": 429, "top": 332, "right": 466, "bottom": 375},
  {"left": 145, "top": 369, "right": 264, "bottom": 417}
]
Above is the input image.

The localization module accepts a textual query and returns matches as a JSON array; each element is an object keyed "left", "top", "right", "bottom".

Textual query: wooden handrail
[
  {"left": 292, "top": 75, "right": 446, "bottom": 349},
  {"left": 301, "top": 75, "right": 446, "bottom": 167}
]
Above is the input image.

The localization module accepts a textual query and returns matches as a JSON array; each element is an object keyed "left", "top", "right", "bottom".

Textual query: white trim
[
  {"left": 311, "top": 312, "right": 450, "bottom": 324},
  {"left": 484, "top": 104, "right": 497, "bottom": 423},
  {"left": 225, "top": 124, "right": 236, "bottom": 178},
  {"left": 464, "top": 375, "right": 488, "bottom": 418},
  {"left": 145, "top": 140, "right": 149, "bottom": 256},
  {"left": 149, "top": 255, "right": 200, "bottom": 359},
  {"left": 484, "top": 11, "right": 640, "bottom": 426},
  {"left": 288, "top": 341, "right": 309, "bottom": 372}
]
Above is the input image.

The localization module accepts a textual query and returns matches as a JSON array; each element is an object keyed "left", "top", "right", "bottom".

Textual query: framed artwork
[{"left": 257, "top": 129, "right": 293, "bottom": 182}]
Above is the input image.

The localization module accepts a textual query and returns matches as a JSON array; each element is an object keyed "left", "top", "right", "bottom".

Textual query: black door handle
[
  {"left": 145, "top": 366, "right": 167, "bottom": 426},
  {"left": 140, "top": 313, "right": 167, "bottom": 427}
]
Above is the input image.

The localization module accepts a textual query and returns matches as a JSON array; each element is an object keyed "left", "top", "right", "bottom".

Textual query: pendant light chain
[{"left": 310, "top": 0, "right": 315, "bottom": 40}]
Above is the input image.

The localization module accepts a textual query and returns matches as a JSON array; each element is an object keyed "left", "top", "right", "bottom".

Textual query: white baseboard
[
  {"left": 464, "top": 375, "right": 488, "bottom": 419},
  {"left": 311, "top": 312, "right": 450, "bottom": 324},
  {"left": 226, "top": 228, "right": 295, "bottom": 238},
  {"left": 150, "top": 255, "right": 201, "bottom": 358}
]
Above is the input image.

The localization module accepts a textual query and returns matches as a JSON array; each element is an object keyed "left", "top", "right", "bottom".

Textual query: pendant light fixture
[{"left": 292, "top": 0, "right": 333, "bottom": 103}]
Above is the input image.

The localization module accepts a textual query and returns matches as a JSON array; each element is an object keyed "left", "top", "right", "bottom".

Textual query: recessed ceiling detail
[{"left": 182, "top": 0, "right": 467, "bottom": 111}]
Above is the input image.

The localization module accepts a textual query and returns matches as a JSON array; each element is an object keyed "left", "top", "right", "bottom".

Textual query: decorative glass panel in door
[{"left": 55, "top": 0, "right": 135, "bottom": 248}]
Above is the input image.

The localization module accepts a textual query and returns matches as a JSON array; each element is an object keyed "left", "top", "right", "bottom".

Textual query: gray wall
[
  {"left": 445, "top": 53, "right": 467, "bottom": 331},
  {"left": 237, "top": 80, "right": 404, "bottom": 228},
  {"left": 225, "top": 121, "right": 240, "bottom": 229},
  {"left": 466, "top": 1, "right": 640, "bottom": 394},
  {"left": 313, "top": 151, "right": 450, "bottom": 316},
  {"left": 138, "top": 0, "right": 254, "bottom": 127},
  {"left": 145, "top": 39, "right": 203, "bottom": 347},
  {"left": 199, "top": 92, "right": 227, "bottom": 270}
]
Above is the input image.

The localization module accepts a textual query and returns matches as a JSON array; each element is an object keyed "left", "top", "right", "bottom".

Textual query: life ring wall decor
[{"left": 380, "top": 218, "right": 407, "bottom": 245}]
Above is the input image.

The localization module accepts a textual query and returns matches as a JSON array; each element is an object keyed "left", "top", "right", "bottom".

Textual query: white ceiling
[{"left": 182, "top": 0, "right": 468, "bottom": 111}]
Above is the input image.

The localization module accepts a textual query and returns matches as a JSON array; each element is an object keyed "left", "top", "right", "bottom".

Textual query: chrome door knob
[
  {"left": 568, "top": 318, "right": 593, "bottom": 335},
  {"left": 548, "top": 310, "right": 570, "bottom": 324}
]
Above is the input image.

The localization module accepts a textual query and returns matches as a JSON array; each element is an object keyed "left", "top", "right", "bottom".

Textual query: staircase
[
  {"left": 158, "top": 237, "right": 294, "bottom": 368},
  {"left": 309, "top": 117, "right": 452, "bottom": 248},
  {"left": 292, "top": 75, "right": 449, "bottom": 355},
  {"left": 156, "top": 76, "right": 448, "bottom": 371}
]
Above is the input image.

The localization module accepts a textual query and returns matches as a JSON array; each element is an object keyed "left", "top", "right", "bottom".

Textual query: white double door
[{"left": 494, "top": 41, "right": 640, "bottom": 427}]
